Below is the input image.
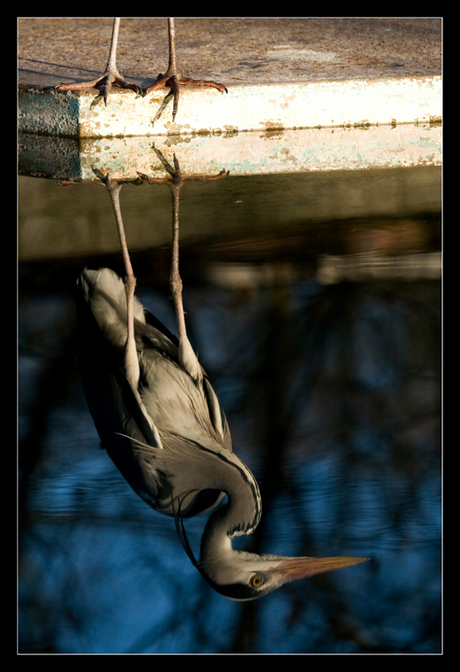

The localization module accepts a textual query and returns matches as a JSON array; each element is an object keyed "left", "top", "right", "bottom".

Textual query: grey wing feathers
[{"left": 77, "top": 267, "right": 232, "bottom": 517}]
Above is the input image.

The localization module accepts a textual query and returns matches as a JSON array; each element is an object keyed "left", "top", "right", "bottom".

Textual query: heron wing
[
  {"left": 78, "top": 268, "right": 232, "bottom": 517},
  {"left": 77, "top": 271, "right": 165, "bottom": 502}
]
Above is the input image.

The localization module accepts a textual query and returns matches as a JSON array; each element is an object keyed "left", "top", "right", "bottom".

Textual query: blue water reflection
[{"left": 19, "top": 259, "right": 440, "bottom": 652}]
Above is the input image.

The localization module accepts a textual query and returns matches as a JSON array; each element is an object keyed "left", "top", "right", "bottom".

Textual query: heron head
[
  {"left": 198, "top": 547, "right": 368, "bottom": 601},
  {"left": 175, "top": 501, "right": 367, "bottom": 601}
]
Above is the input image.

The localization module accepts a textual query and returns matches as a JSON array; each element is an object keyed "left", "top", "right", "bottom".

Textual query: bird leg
[
  {"left": 146, "top": 18, "right": 227, "bottom": 122},
  {"left": 139, "top": 150, "right": 200, "bottom": 376},
  {"left": 93, "top": 168, "right": 140, "bottom": 388},
  {"left": 168, "top": 165, "right": 204, "bottom": 379},
  {"left": 151, "top": 154, "right": 188, "bottom": 345},
  {"left": 138, "top": 148, "right": 204, "bottom": 341},
  {"left": 169, "top": 173, "right": 187, "bottom": 344},
  {"left": 138, "top": 147, "right": 229, "bottom": 377},
  {"left": 56, "top": 18, "right": 140, "bottom": 106}
]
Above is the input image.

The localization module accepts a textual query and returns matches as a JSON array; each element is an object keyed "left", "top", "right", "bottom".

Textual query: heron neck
[{"left": 200, "top": 454, "right": 261, "bottom": 564}]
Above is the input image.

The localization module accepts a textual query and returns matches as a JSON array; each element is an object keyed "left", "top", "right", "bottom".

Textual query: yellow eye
[{"left": 251, "top": 575, "right": 263, "bottom": 589}]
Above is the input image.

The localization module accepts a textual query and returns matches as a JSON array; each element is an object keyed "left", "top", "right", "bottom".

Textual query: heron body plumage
[
  {"left": 78, "top": 267, "right": 260, "bottom": 519},
  {"left": 78, "top": 267, "right": 367, "bottom": 601}
]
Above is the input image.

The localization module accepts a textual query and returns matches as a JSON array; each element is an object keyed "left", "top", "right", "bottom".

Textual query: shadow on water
[{"left": 18, "top": 153, "right": 441, "bottom": 653}]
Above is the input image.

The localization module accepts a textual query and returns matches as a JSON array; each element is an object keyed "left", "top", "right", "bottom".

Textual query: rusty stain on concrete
[{"left": 262, "top": 119, "right": 286, "bottom": 131}]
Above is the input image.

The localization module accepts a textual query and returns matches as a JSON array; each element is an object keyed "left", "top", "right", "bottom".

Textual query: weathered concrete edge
[
  {"left": 18, "top": 122, "right": 442, "bottom": 183},
  {"left": 18, "top": 77, "right": 442, "bottom": 139}
]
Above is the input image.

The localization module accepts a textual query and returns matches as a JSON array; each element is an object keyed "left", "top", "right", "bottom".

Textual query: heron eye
[{"left": 251, "top": 575, "right": 263, "bottom": 589}]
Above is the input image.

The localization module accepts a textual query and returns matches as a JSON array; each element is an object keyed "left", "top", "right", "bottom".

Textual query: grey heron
[
  {"left": 57, "top": 18, "right": 227, "bottom": 119},
  {"left": 77, "top": 172, "right": 367, "bottom": 601}
]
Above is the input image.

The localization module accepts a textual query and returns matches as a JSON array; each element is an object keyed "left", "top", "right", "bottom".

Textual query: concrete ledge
[
  {"left": 18, "top": 76, "right": 441, "bottom": 139},
  {"left": 19, "top": 119, "right": 441, "bottom": 183}
]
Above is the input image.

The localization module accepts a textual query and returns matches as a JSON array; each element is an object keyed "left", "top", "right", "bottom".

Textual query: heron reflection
[{"left": 77, "top": 164, "right": 367, "bottom": 600}]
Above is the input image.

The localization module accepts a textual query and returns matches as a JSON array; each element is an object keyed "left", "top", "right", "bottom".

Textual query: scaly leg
[
  {"left": 57, "top": 18, "right": 140, "bottom": 105},
  {"left": 138, "top": 148, "right": 229, "bottom": 376},
  {"left": 93, "top": 169, "right": 139, "bottom": 387},
  {"left": 168, "top": 165, "right": 202, "bottom": 379},
  {"left": 146, "top": 18, "right": 227, "bottom": 122},
  {"left": 168, "top": 160, "right": 187, "bottom": 343},
  {"left": 145, "top": 153, "right": 201, "bottom": 377},
  {"left": 139, "top": 150, "right": 187, "bottom": 342}
]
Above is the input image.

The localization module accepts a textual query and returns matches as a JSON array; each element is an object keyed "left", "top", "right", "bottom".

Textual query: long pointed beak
[{"left": 272, "top": 555, "right": 369, "bottom": 582}]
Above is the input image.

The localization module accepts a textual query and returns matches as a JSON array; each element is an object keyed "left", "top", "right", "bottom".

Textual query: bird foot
[
  {"left": 147, "top": 72, "right": 227, "bottom": 95},
  {"left": 138, "top": 145, "right": 229, "bottom": 187},
  {"left": 57, "top": 71, "right": 141, "bottom": 106},
  {"left": 145, "top": 71, "right": 227, "bottom": 122}
]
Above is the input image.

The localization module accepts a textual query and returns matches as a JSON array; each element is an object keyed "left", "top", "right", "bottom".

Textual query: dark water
[{"left": 18, "top": 165, "right": 441, "bottom": 654}]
